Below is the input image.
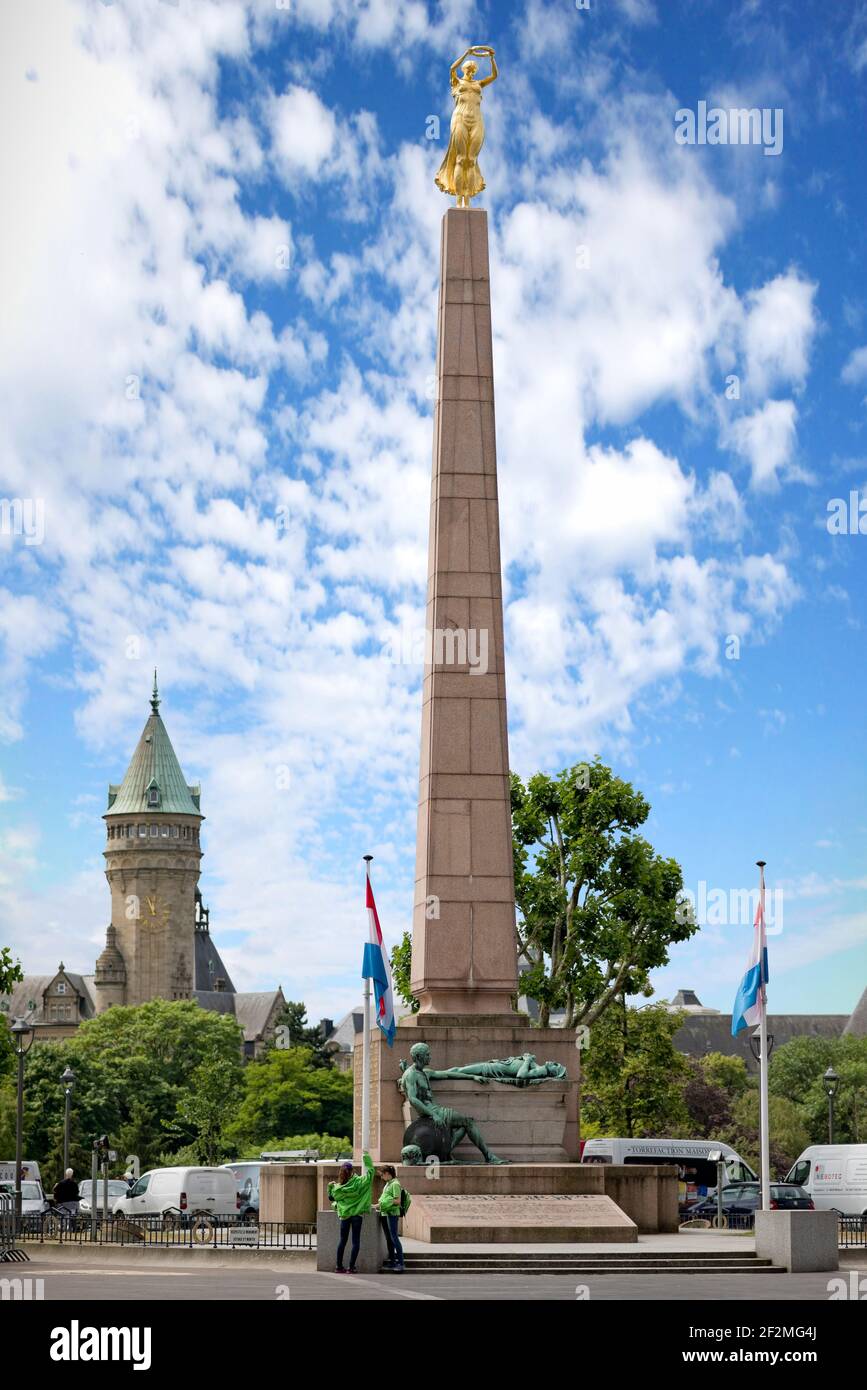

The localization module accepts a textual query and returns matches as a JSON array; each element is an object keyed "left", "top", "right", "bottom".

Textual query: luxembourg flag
[
  {"left": 362, "top": 871, "right": 395, "bottom": 1046},
  {"left": 731, "top": 879, "right": 770, "bottom": 1036}
]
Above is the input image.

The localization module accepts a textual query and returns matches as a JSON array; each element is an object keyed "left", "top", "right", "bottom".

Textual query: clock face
[{"left": 142, "top": 894, "right": 171, "bottom": 928}]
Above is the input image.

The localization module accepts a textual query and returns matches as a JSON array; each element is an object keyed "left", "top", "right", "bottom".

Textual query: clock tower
[{"left": 94, "top": 673, "right": 203, "bottom": 1011}]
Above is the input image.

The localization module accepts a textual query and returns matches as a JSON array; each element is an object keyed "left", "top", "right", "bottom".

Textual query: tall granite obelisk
[
  {"left": 357, "top": 207, "right": 579, "bottom": 1164},
  {"left": 410, "top": 207, "right": 517, "bottom": 1018},
  {"left": 354, "top": 42, "right": 579, "bottom": 1168}
]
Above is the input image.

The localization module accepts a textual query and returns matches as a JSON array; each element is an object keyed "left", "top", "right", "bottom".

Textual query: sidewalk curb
[{"left": 21, "top": 1243, "right": 317, "bottom": 1270}]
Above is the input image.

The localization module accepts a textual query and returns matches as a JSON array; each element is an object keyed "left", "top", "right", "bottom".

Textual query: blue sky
[{"left": 1, "top": 0, "right": 865, "bottom": 1026}]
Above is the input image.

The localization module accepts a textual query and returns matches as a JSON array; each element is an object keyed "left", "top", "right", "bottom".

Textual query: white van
[
  {"left": 785, "top": 1145, "right": 867, "bottom": 1216},
  {"left": 112, "top": 1167, "right": 239, "bottom": 1222},
  {"left": 0, "top": 1160, "right": 42, "bottom": 1186},
  {"left": 581, "top": 1138, "right": 757, "bottom": 1208}
]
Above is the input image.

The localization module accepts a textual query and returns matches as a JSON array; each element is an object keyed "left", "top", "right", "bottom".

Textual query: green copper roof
[{"left": 106, "top": 675, "right": 202, "bottom": 817}]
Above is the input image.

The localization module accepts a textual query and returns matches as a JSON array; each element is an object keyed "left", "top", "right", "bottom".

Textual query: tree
[
  {"left": 273, "top": 1001, "right": 332, "bottom": 1066},
  {"left": 16, "top": 1000, "right": 246, "bottom": 1181},
  {"left": 0, "top": 946, "right": 24, "bottom": 1079},
  {"left": 682, "top": 1053, "right": 750, "bottom": 1138},
  {"left": 580, "top": 1002, "right": 690, "bottom": 1137},
  {"left": 512, "top": 760, "right": 695, "bottom": 1027},
  {"left": 167, "top": 1044, "right": 244, "bottom": 1165},
  {"left": 390, "top": 932, "right": 419, "bottom": 1014},
  {"left": 0, "top": 945, "right": 23, "bottom": 996},
  {"left": 223, "top": 1047, "right": 353, "bottom": 1149},
  {"left": 722, "top": 1091, "right": 810, "bottom": 1177},
  {"left": 768, "top": 1035, "right": 867, "bottom": 1145}
]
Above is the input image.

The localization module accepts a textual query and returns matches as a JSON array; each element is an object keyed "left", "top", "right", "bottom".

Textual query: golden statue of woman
[{"left": 435, "top": 45, "right": 498, "bottom": 207}]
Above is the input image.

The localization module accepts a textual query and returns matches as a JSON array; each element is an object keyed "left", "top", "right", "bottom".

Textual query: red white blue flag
[
  {"left": 362, "top": 872, "right": 395, "bottom": 1046},
  {"left": 731, "top": 877, "right": 770, "bottom": 1036}
]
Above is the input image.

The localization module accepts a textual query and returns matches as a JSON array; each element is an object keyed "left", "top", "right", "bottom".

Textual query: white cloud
[
  {"left": 726, "top": 398, "right": 800, "bottom": 489},
  {"left": 741, "top": 271, "right": 818, "bottom": 397},
  {"left": 841, "top": 344, "right": 867, "bottom": 385},
  {"left": 270, "top": 85, "right": 337, "bottom": 177},
  {"left": 0, "top": 1, "right": 827, "bottom": 1009}
]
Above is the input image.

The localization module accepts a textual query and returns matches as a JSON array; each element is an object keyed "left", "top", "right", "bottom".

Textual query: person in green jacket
[
  {"left": 377, "top": 1164, "right": 411, "bottom": 1273},
  {"left": 328, "top": 1152, "right": 375, "bottom": 1273}
]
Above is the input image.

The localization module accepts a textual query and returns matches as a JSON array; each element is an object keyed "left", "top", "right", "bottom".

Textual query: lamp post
[
  {"left": 823, "top": 1066, "right": 839, "bottom": 1144},
  {"left": 61, "top": 1065, "right": 76, "bottom": 1173},
  {"left": 11, "top": 1014, "right": 36, "bottom": 1223}
]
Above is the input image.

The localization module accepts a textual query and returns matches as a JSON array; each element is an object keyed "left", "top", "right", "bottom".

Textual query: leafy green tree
[
  {"left": 721, "top": 1091, "right": 810, "bottom": 1177},
  {"left": 682, "top": 1053, "right": 750, "bottom": 1138},
  {"left": 768, "top": 1035, "right": 867, "bottom": 1144},
  {"left": 0, "top": 946, "right": 23, "bottom": 996},
  {"left": 16, "top": 1041, "right": 121, "bottom": 1186},
  {"left": 0, "top": 1016, "right": 14, "bottom": 1081},
  {"left": 226, "top": 1132, "right": 353, "bottom": 1161},
  {"left": 166, "top": 1044, "right": 244, "bottom": 1164},
  {"left": 512, "top": 761, "right": 694, "bottom": 1027},
  {"left": 223, "top": 1047, "right": 353, "bottom": 1148},
  {"left": 391, "top": 932, "right": 419, "bottom": 1014},
  {"left": 580, "top": 1001, "right": 690, "bottom": 1137},
  {"left": 273, "top": 1001, "right": 333, "bottom": 1066},
  {"left": 0, "top": 946, "right": 24, "bottom": 1079},
  {"left": 0, "top": 1082, "right": 17, "bottom": 1156},
  {"left": 16, "top": 1000, "right": 245, "bottom": 1180}
]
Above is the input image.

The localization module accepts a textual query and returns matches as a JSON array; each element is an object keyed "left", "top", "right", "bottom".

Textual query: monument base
[
  {"left": 315, "top": 1210, "right": 386, "bottom": 1273},
  {"left": 406, "top": 1193, "right": 636, "bottom": 1244},
  {"left": 357, "top": 1014, "right": 579, "bottom": 1164},
  {"left": 316, "top": 1162, "right": 679, "bottom": 1240}
]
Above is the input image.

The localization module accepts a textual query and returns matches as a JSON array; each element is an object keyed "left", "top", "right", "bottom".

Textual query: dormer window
[
  {"left": 56, "top": 982, "right": 67, "bottom": 995},
  {"left": 147, "top": 785, "right": 160, "bottom": 807}
]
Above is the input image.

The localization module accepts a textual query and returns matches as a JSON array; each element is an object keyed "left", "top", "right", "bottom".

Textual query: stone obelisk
[
  {"left": 410, "top": 207, "right": 517, "bottom": 1017},
  {"left": 357, "top": 208, "right": 579, "bottom": 1165}
]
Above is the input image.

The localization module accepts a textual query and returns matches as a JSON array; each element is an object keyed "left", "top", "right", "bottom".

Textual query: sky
[{"left": 1, "top": 0, "right": 865, "bottom": 1028}]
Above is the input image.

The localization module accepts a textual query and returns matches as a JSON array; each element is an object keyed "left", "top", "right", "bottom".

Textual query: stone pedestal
[
  {"left": 317, "top": 1163, "right": 676, "bottom": 1241},
  {"left": 259, "top": 1164, "right": 318, "bottom": 1225},
  {"left": 315, "top": 1210, "right": 386, "bottom": 1273},
  {"left": 356, "top": 1015, "right": 578, "bottom": 1165},
  {"left": 754, "top": 1210, "right": 839, "bottom": 1273}
]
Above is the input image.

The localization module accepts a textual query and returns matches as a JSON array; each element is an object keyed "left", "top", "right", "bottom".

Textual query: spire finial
[{"left": 151, "top": 669, "right": 160, "bottom": 713}]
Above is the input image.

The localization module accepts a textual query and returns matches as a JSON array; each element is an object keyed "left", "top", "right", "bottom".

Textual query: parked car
[
  {"left": 785, "top": 1145, "right": 867, "bottom": 1216},
  {"left": 687, "top": 1182, "right": 814, "bottom": 1225},
  {"left": 221, "top": 1163, "right": 260, "bottom": 1224},
  {"left": 0, "top": 1179, "right": 50, "bottom": 1218},
  {"left": 112, "top": 1167, "right": 239, "bottom": 1224},
  {"left": 78, "top": 1180, "right": 132, "bottom": 1214}
]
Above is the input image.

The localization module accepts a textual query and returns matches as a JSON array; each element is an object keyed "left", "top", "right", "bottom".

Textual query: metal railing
[
  {"left": 838, "top": 1214, "right": 867, "bottom": 1249},
  {"left": 13, "top": 1211, "right": 315, "bottom": 1250},
  {"left": 0, "top": 1192, "right": 17, "bottom": 1261}
]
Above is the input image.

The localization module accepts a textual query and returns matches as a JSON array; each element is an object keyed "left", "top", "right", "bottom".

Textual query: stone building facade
[{"left": 1, "top": 677, "right": 284, "bottom": 1057}]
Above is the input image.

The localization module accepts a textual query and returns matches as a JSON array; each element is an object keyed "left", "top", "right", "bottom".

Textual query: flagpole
[
  {"left": 756, "top": 859, "right": 771, "bottom": 1213},
  {"left": 361, "top": 855, "right": 373, "bottom": 1158}
]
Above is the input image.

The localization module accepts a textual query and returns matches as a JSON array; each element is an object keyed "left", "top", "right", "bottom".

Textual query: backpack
[{"left": 399, "top": 1186, "right": 411, "bottom": 1216}]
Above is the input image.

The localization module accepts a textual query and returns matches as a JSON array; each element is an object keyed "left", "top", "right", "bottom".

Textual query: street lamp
[
  {"left": 11, "top": 1014, "right": 36, "bottom": 1223},
  {"left": 823, "top": 1066, "right": 839, "bottom": 1144},
  {"left": 61, "top": 1065, "right": 76, "bottom": 1173},
  {"left": 749, "top": 1030, "right": 775, "bottom": 1064}
]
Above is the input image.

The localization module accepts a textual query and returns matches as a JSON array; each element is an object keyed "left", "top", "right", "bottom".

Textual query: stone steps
[{"left": 401, "top": 1251, "right": 782, "bottom": 1275}]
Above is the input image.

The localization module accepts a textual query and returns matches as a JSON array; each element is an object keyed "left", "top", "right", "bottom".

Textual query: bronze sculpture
[
  {"left": 398, "top": 1042, "right": 505, "bottom": 1163},
  {"left": 435, "top": 45, "right": 498, "bottom": 207}
]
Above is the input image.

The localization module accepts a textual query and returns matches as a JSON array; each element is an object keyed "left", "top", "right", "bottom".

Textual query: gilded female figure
[{"left": 435, "top": 45, "right": 498, "bottom": 207}]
